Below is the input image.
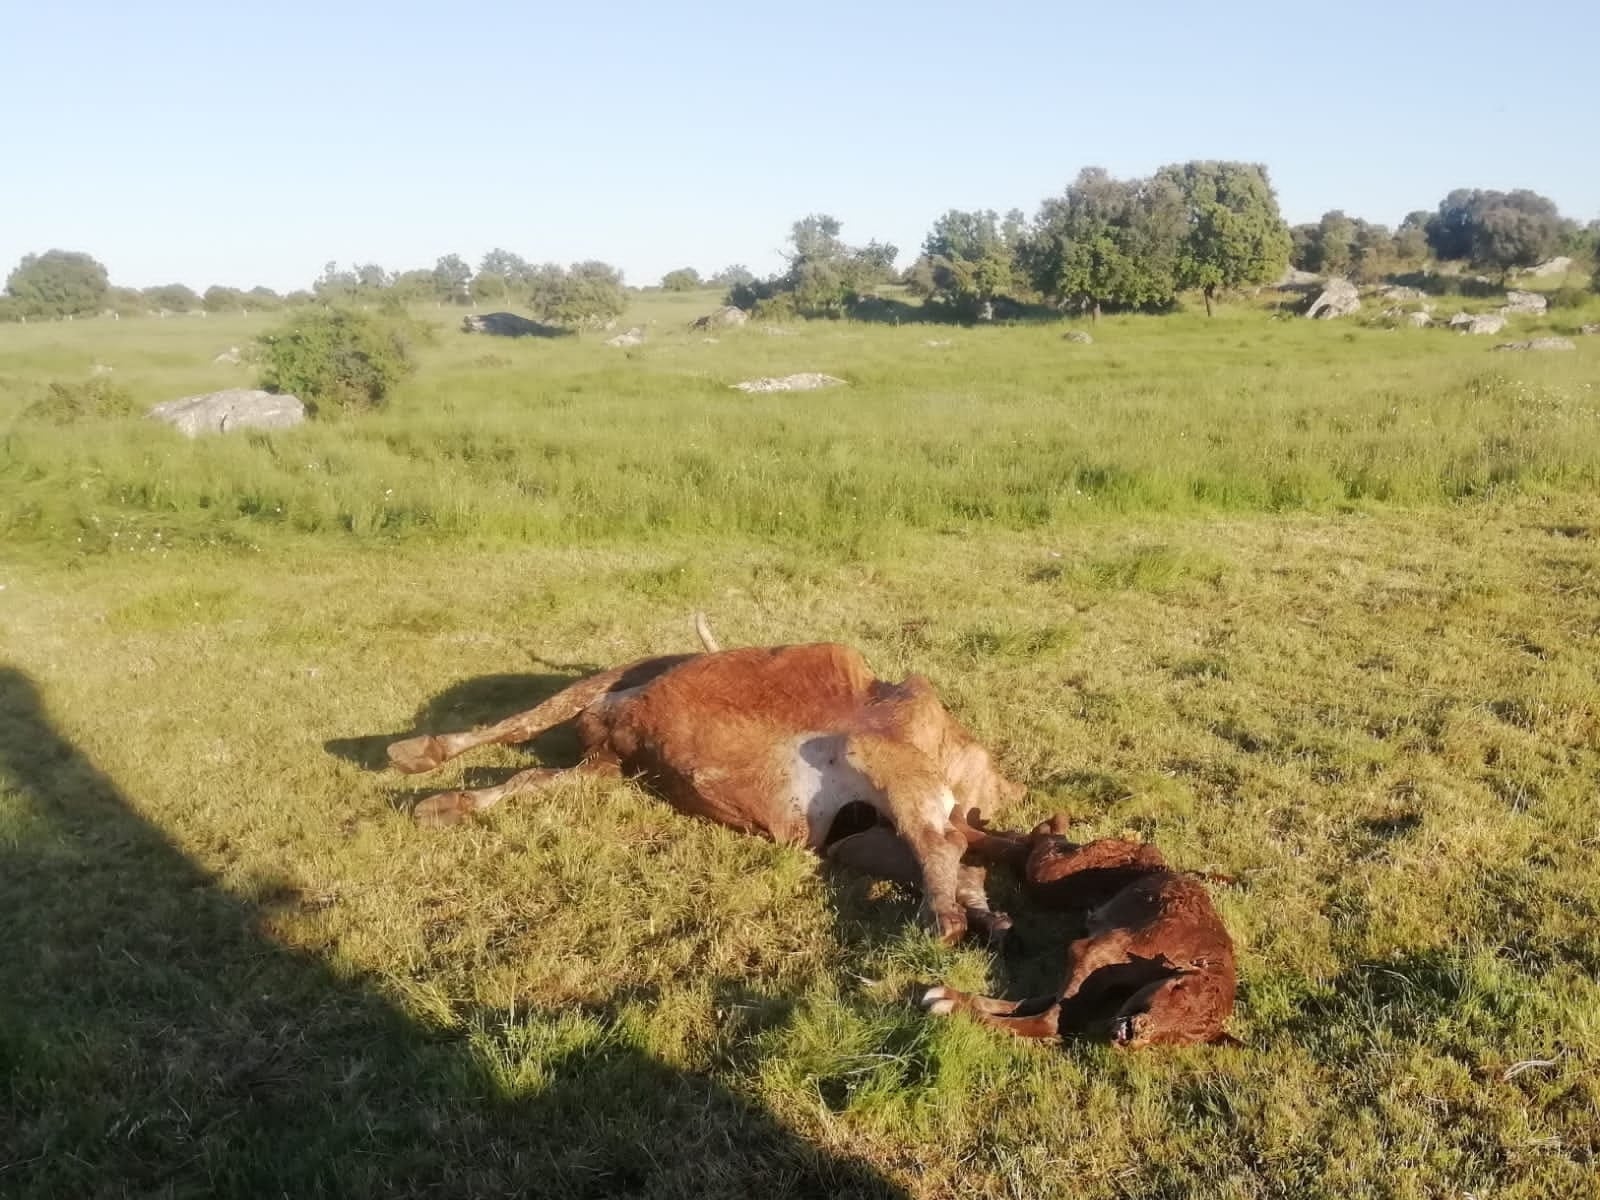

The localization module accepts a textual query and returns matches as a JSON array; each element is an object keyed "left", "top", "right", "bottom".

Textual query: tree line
[{"left": 4, "top": 167, "right": 1596, "bottom": 325}]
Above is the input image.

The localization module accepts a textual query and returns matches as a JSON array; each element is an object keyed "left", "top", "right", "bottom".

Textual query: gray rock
[
  {"left": 604, "top": 327, "right": 646, "bottom": 347},
  {"left": 1382, "top": 285, "right": 1427, "bottom": 302},
  {"left": 1493, "top": 338, "right": 1576, "bottom": 352},
  {"left": 1581, "top": 324, "right": 1600, "bottom": 336},
  {"left": 1304, "top": 278, "right": 1361, "bottom": 319},
  {"left": 1407, "top": 311, "right": 1433, "bottom": 328},
  {"left": 149, "top": 388, "right": 305, "bottom": 437},
  {"left": 213, "top": 346, "right": 243, "bottom": 365},
  {"left": 461, "top": 311, "right": 568, "bottom": 338},
  {"left": 1522, "top": 256, "right": 1573, "bottom": 278},
  {"left": 690, "top": 306, "right": 749, "bottom": 331},
  {"left": 1501, "top": 290, "right": 1548, "bottom": 315},
  {"left": 1276, "top": 267, "right": 1323, "bottom": 289},
  {"left": 731, "top": 373, "right": 845, "bottom": 394},
  {"left": 1063, "top": 330, "right": 1094, "bottom": 344},
  {"left": 1449, "top": 312, "right": 1507, "bottom": 335}
]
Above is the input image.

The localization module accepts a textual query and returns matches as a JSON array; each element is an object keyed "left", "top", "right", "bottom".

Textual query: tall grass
[{"left": 3, "top": 295, "right": 1599, "bottom": 556}]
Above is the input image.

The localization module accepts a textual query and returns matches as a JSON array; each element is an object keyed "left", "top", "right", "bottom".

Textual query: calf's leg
[
  {"left": 413, "top": 762, "right": 610, "bottom": 827},
  {"left": 921, "top": 987, "right": 1063, "bottom": 1040}
]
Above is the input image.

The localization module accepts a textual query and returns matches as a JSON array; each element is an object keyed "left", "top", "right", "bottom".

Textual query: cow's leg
[
  {"left": 388, "top": 655, "right": 691, "bottom": 775},
  {"left": 412, "top": 760, "right": 614, "bottom": 827},
  {"left": 842, "top": 735, "right": 970, "bottom": 945},
  {"left": 826, "top": 826, "right": 1011, "bottom": 943},
  {"left": 921, "top": 986, "right": 1063, "bottom": 1040}
]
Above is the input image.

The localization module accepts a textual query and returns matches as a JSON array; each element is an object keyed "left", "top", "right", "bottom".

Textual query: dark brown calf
[
  {"left": 922, "top": 815, "right": 1239, "bottom": 1048},
  {"left": 387, "top": 628, "right": 1024, "bottom": 944}
]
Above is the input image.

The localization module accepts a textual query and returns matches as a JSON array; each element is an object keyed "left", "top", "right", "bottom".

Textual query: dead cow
[
  {"left": 387, "top": 620, "right": 1025, "bottom": 944},
  {"left": 922, "top": 815, "right": 1239, "bottom": 1047}
]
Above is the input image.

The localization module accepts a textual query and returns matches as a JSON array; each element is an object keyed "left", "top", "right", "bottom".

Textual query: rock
[
  {"left": 730, "top": 373, "right": 845, "bottom": 394},
  {"left": 1493, "top": 338, "right": 1576, "bottom": 352},
  {"left": 1450, "top": 313, "right": 1507, "bottom": 335},
  {"left": 1276, "top": 267, "right": 1322, "bottom": 289},
  {"left": 90, "top": 363, "right": 115, "bottom": 375},
  {"left": 762, "top": 325, "right": 796, "bottom": 336},
  {"left": 604, "top": 327, "right": 646, "bottom": 347},
  {"left": 1581, "top": 324, "right": 1600, "bottom": 336},
  {"left": 1063, "top": 330, "right": 1094, "bottom": 344},
  {"left": 701, "top": 337, "right": 720, "bottom": 344},
  {"left": 149, "top": 388, "right": 305, "bottom": 437},
  {"left": 690, "top": 306, "right": 749, "bottom": 331},
  {"left": 977, "top": 300, "right": 995, "bottom": 322},
  {"left": 1501, "top": 290, "right": 1548, "bottom": 315},
  {"left": 213, "top": 346, "right": 242, "bottom": 365},
  {"left": 1522, "top": 256, "right": 1573, "bottom": 278},
  {"left": 1304, "top": 278, "right": 1360, "bottom": 319},
  {"left": 923, "top": 339, "right": 952, "bottom": 348},
  {"left": 1382, "top": 285, "right": 1427, "bottom": 302},
  {"left": 1407, "top": 311, "right": 1432, "bottom": 328},
  {"left": 461, "top": 311, "right": 568, "bottom": 338}
]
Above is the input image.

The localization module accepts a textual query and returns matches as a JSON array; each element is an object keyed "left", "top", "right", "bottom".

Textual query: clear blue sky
[{"left": 2, "top": 0, "right": 1595, "bottom": 293}]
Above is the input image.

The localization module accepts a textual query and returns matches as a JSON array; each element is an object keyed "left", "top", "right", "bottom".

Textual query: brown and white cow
[{"left": 386, "top": 620, "right": 1025, "bottom": 943}]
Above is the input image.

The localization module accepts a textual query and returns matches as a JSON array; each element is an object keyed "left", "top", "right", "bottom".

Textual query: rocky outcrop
[
  {"left": 1501, "top": 290, "right": 1548, "bottom": 315},
  {"left": 690, "top": 306, "right": 749, "bottom": 331},
  {"left": 149, "top": 388, "right": 305, "bottom": 437},
  {"left": 730, "top": 373, "right": 845, "bottom": 393},
  {"left": 1304, "top": 279, "right": 1360, "bottom": 319},
  {"left": 1493, "top": 338, "right": 1576, "bottom": 352}
]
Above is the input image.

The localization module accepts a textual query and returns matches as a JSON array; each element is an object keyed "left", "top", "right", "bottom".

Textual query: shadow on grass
[{"left": 0, "top": 665, "right": 912, "bottom": 1198}]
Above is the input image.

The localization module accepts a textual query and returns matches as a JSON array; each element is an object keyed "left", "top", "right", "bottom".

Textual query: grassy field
[{"left": 3, "top": 288, "right": 1600, "bottom": 1198}]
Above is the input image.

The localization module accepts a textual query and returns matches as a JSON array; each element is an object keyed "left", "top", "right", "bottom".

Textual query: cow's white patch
[{"left": 788, "top": 733, "right": 876, "bottom": 848}]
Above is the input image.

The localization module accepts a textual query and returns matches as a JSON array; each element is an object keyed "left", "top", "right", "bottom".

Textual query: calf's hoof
[
  {"left": 921, "top": 985, "right": 958, "bottom": 1016},
  {"left": 413, "top": 791, "right": 476, "bottom": 828},
  {"left": 932, "top": 909, "right": 968, "bottom": 947},
  {"left": 388, "top": 735, "right": 448, "bottom": 775}
]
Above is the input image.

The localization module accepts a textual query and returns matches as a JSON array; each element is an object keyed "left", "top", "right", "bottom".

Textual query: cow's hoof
[
  {"left": 413, "top": 791, "right": 475, "bottom": 827},
  {"left": 980, "top": 911, "right": 1015, "bottom": 951},
  {"left": 388, "top": 735, "right": 447, "bottom": 775},
  {"left": 934, "top": 910, "right": 968, "bottom": 946}
]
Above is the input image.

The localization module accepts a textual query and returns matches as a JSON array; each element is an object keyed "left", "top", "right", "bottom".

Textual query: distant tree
[
  {"left": 432, "top": 254, "right": 473, "bottom": 304},
  {"left": 389, "top": 269, "right": 436, "bottom": 302},
  {"left": 314, "top": 261, "right": 358, "bottom": 301},
  {"left": 1394, "top": 211, "right": 1431, "bottom": 265},
  {"left": 782, "top": 214, "right": 898, "bottom": 316},
  {"left": 709, "top": 264, "right": 754, "bottom": 289},
  {"left": 1158, "top": 160, "right": 1291, "bottom": 315},
  {"left": 1024, "top": 168, "right": 1184, "bottom": 318},
  {"left": 353, "top": 263, "right": 391, "bottom": 294},
  {"left": 247, "top": 285, "right": 283, "bottom": 310},
  {"left": 917, "top": 208, "right": 1016, "bottom": 319},
  {"left": 143, "top": 283, "right": 201, "bottom": 312},
  {"left": 284, "top": 289, "right": 315, "bottom": 306},
  {"left": 5, "top": 249, "right": 110, "bottom": 318},
  {"left": 1425, "top": 189, "right": 1570, "bottom": 275},
  {"left": 203, "top": 285, "right": 248, "bottom": 311},
  {"left": 473, "top": 272, "right": 510, "bottom": 302},
  {"left": 479, "top": 248, "right": 530, "bottom": 284},
  {"left": 525, "top": 261, "right": 628, "bottom": 326},
  {"left": 0, "top": 297, "right": 23, "bottom": 322},
  {"left": 660, "top": 267, "right": 702, "bottom": 291},
  {"left": 105, "top": 286, "right": 146, "bottom": 316}
]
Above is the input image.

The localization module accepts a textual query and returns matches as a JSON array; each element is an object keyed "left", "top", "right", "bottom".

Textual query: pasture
[{"left": 3, "top": 289, "right": 1599, "bottom": 1197}]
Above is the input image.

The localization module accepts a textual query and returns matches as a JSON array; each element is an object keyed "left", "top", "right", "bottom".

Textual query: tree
[
  {"left": 1425, "top": 188, "right": 1570, "bottom": 275},
  {"left": 916, "top": 208, "right": 1017, "bottom": 319},
  {"left": 1158, "top": 161, "right": 1291, "bottom": 316},
  {"left": 1024, "top": 168, "right": 1184, "bottom": 318},
  {"left": 779, "top": 215, "right": 897, "bottom": 316},
  {"left": 661, "top": 268, "right": 702, "bottom": 291},
  {"left": 203, "top": 285, "right": 248, "bottom": 311},
  {"left": 525, "top": 261, "right": 628, "bottom": 327},
  {"left": 314, "top": 261, "right": 358, "bottom": 301},
  {"left": 247, "top": 286, "right": 283, "bottom": 310},
  {"left": 709, "top": 264, "right": 754, "bottom": 289},
  {"left": 1394, "top": 211, "right": 1431, "bottom": 265},
  {"left": 479, "top": 248, "right": 530, "bottom": 284},
  {"left": 432, "top": 254, "right": 473, "bottom": 304},
  {"left": 143, "top": 283, "right": 201, "bottom": 312},
  {"left": 5, "top": 250, "right": 110, "bottom": 318}
]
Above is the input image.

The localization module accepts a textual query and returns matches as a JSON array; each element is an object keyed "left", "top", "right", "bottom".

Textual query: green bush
[
  {"left": 21, "top": 377, "right": 139, "bottom": 424},
  {"left": 1548, "top": 287, "right": 1592, "bottom": 310},
  {"left": 256, "top": 308, "right": 418, "bottom": 413}
]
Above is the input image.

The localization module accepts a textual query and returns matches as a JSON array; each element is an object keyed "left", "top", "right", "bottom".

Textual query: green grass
[{"left": 2, "top": 290, "right": 1599, "bottom": 1197}]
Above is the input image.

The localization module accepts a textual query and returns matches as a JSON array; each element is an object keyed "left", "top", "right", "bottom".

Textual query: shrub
[
  {"left": 1547, "top": 287, "right": 1592, "bottom": 310},
  {"left": 255, "top": 308, "right": 418, "bottom": 413},
  {"left": 21, "top": 378, "right": 139, "bottom": 424}
]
